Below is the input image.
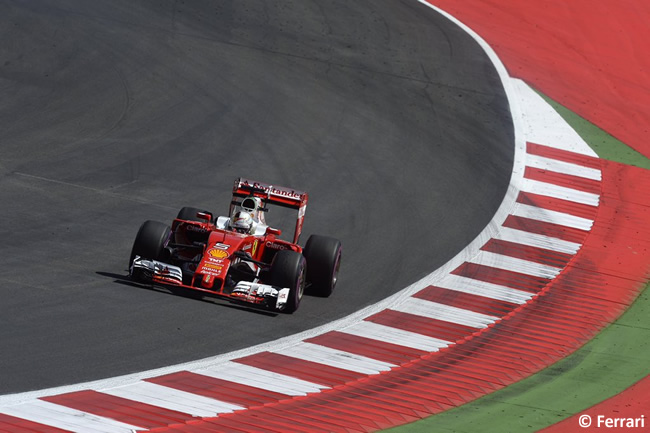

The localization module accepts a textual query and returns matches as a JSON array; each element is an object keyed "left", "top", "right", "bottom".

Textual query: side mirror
[
  {"left": 266, "top": 227, "right": 282, "bottom": 236},
  {"left": 196, "top": 212, "right": 212, "bottom": 222}
]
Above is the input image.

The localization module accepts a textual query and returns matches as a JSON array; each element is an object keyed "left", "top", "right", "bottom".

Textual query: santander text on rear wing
[{"left": 231, "top": 177, "right": 309, "bottom": 243}]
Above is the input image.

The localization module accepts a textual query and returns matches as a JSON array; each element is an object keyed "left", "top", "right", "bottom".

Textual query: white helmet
[
  {"left": 240, "top": 196, "right": 265, "bottom": 224},
  {"left": 231, "top": 211, "right": 254, "bottom": 234}
]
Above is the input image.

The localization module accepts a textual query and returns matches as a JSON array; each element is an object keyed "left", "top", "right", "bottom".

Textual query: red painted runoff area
[{"left": 427, "top": 0, "right": 650, "bottom": 159}]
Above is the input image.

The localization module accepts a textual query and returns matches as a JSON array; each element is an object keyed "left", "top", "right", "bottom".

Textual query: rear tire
[
  {"left": 303, "top": 235, "right": 342, "bottom": 297},
  {"left": 269, "top": 250, "right": 306, "bottom": 313},
  {"left": 129, "top": 220, "right": 171, "bottom": 270}
]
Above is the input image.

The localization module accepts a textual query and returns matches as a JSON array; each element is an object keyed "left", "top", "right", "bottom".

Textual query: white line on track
[
  {"left": 494, "top": 226, "right": 582, "bottom": 254},
  {"left": 512, "top": 202, "right": 595, "bottom": 230},
  {"left": 274, "top": 342, "right": 395, "bottom": 375},
  {"left": 434, "top": 273, "right": 534, "bottom": 304},
  {"left": 0, "top": 400, "right": 146, "bottom": 433},
  {"left": 470, "top": 250, "right": 562, "bottom": 279},
  {"left": 102, "top": 381, "right": 243, "bottom": 417},
  {"left": 198, "top": 361, "right": 328, "bottom": 396},
  {"left": 526, "top": 154, "right": 602, "bottom": 180},
  {"left": 390, "top": 297, "right": 498, "bottom": 329},
  {"left": 342, "top": 320, "right": 451, "bottom": 351},
  {"left": 521, "top": 178, "right": 600, "bottom": 207}
]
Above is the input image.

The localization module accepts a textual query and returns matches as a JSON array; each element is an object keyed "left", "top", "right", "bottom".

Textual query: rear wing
[{"left": 231, "top": 178, "right": 308, "bottom": 244}]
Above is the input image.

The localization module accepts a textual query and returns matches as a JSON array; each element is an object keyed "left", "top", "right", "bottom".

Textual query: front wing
[{"left": 131, "top": 256, "right": 291, "bottom": 310}]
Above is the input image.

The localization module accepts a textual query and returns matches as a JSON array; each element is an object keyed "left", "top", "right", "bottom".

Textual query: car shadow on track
[{"left": 95, "top": 271, "right": 279, "bottom": 317}]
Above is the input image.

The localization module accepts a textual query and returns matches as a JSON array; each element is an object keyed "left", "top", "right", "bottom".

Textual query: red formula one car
[{"left": 128, "top": 178, "right": 342, "bottom": 313}]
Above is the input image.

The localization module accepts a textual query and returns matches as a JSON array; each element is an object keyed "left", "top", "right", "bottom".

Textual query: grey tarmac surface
[{"left": 0, "top": 0, "right": 513, "bottom": 394}]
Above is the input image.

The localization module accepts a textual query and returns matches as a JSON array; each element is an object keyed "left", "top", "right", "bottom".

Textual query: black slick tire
[
  {"left": 269, "top": 250, "right": 306, "bottom": 313},
  {"left": 129, "top": 220, "right": 171, "bottom": 269},
  {"left": 303, "top": 235, "right": 342, "bottom": 297}
]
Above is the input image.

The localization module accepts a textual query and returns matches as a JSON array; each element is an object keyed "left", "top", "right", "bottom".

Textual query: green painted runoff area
[
  {"left": 383, "top": 91, "right": 650, "bottom": 433},
  {"left": 536, "top": 89, "right": 650, "bottom": 170}
]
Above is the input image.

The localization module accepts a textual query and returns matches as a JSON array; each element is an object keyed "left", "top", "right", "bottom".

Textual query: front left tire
[
  {"left": 129, "top": 220, "right": 171, "bottom": 269},
  {"left": 269, "top": 250, "right": 307, "bottom": 313}
]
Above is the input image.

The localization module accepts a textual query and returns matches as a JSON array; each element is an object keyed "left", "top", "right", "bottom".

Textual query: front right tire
[{"left": 303, "top": 235, "right": 342, "bottom": 297}]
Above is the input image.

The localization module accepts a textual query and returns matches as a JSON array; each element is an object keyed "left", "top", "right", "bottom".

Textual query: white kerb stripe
[
  {"left": 197, "top": 361, "right": 328, "bottom": 396},
  {"left": 513, "top": 79, "right": 598, "bottom": 157},
  {"left": 436, "top": 273, "right": 533, "bottom": 304},
  {"left": 512, "top": 202, "right": 594, "bottom": 230},
  {"left": 274, "top": 342, "right": 394, "bottom": 375},
  {"left": 102, "top": 381, "right": 243, "bottom": 417},
  {"left": 521, "top": 178, "right": 600, "bottom": 206},
  {"left": 391, "top": 297, "right": 497, "bottom": 328},
  {"left": 342, "top": 320, "right": 451, "bottom": 351},
  {"left": 470, "top": 250, "right": 562, "bottom": 279},
  {"left": 495, "top": 226, "right": 582, "bottom": 254},
  {"left": 0, "top": 400, "right": 145, "bottom": 433},
  {"left": 526, "top": 154, "right": 602, "bottom": 180}
]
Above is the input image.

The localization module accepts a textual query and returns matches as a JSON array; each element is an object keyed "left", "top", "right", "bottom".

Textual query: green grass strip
[
  {"left": 383, "top": 90, "right": 650, "bottom": 432},
  {"left": 535, "top": 89, "right": 650, "bottom": 169}
]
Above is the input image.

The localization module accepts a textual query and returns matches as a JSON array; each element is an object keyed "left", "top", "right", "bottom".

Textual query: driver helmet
[
  {"left": 231, "top": 211, "right": 254, "bottom": 234},
  {"left": 240, "top": 196, "right": 265, "bottom": 223}
]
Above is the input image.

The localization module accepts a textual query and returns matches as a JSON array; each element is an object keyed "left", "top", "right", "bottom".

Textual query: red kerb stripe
[
  {"left": 413, "top": 285, "right": 520, "bottom": 316},
  {"left": 517, "top": 191, "right": 598, "bottom": 219},
  {"left": 146, "top": 370, "right": 287, "bottom": 407},
  {"left": 503, "top": 215, "right": 589, "bottom": 244},
  {"left": 524, "top": 166, "right": 601, "bottom": 194},
  {"left": 306, "top": 331, "right": 427, "bottom": 365},
  {"left": 452, "top": 262, "right": 549, "bottom": 293},
  {"left": 41, "top": 390, "right": 189, "bottom": 429},
  {"left": 481, "top": 238, "right": 573, "bottom": 268},
  {"left": 0, "top": 413, "right": 71, "bottom": 433},
  {"left": 526, "top": 142, "right": 601, "bottom": 169},
  {"left": 234, "top": 352, "right": 365, "bottom": 387},
  {"left": 366, "top": 309, "right": 476, "bottom": 342}
]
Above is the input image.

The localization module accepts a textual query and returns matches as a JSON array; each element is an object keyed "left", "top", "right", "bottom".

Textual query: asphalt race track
[{"left": 0, "top": 0, "right": 513, "bottom": 394}]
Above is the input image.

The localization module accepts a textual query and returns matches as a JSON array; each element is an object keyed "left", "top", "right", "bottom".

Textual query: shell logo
[{"left": 208, "top": 248, "right": 228, "bottom": 259}]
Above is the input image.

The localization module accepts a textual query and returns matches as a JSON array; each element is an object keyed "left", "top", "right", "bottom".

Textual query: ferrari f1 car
[{"left": 128, "top": 178, "right": 342, "bottom": 313}]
